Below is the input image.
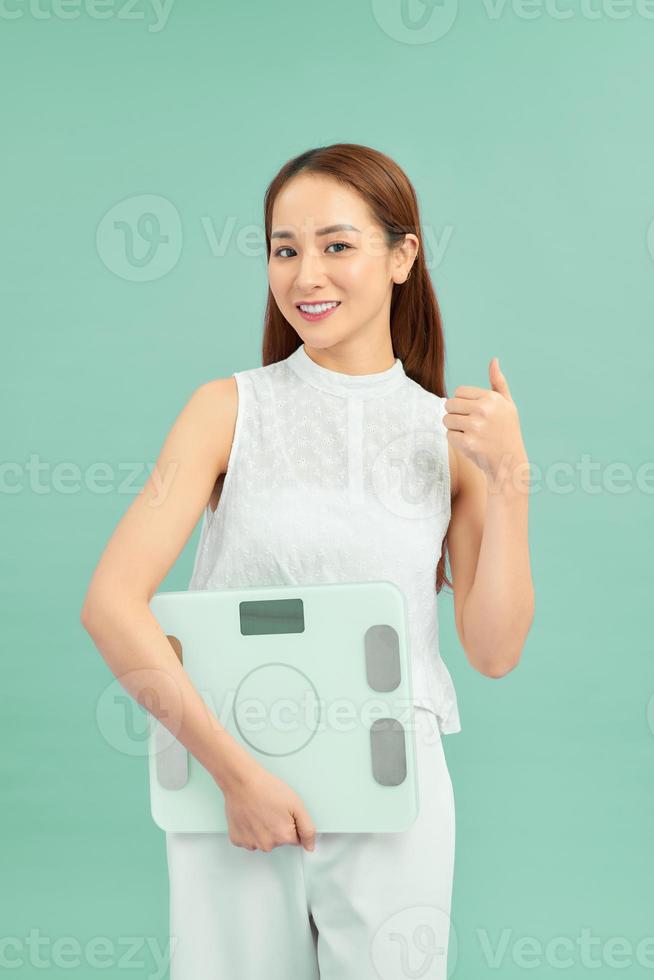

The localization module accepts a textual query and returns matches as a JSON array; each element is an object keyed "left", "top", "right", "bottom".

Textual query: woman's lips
[{"left": 296, "top": 302, "right": 341, "bottom": 322}]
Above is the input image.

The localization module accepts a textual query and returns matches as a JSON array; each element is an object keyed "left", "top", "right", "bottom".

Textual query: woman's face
[{"left": 268, "top": 173, "right": 415, "bottom": 351}]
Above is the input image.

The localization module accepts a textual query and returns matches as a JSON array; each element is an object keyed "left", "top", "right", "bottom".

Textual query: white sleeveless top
[{"left": 188, "top": 343, "right": 462, "bottom": 735}]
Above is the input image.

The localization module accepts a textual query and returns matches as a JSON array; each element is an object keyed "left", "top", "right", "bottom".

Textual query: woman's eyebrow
[{"left": 271, "top": 223, "right": 361, "bottom": 240}]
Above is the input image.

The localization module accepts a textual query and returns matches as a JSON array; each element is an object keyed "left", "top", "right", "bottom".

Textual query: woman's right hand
[{"left": 221, "top": 762, "right": 317, "bottom": 852}]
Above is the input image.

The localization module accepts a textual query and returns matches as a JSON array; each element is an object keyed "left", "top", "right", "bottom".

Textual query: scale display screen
[{"left": 239, "top": 597, "right": 305, "bottom": 635}]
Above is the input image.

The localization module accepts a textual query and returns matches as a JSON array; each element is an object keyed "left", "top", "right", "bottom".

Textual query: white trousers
[{"left": 165, "top": 706, "right": 456, "bottom": 979}]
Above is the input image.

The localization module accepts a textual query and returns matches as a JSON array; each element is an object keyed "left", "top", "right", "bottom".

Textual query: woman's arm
[
  {"left": 447, "top": 446, "right": 534, "bottom": 677},
  {"left": 80, "top": 378, "right": 258, "bottom": 793},
  {"left": 444, "top": 359, "right": 535, "bottom": 678}
]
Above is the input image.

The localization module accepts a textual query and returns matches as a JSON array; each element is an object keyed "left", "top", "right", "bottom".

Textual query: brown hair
[{"left": 260, "top": 142, "right": 452, "bottom": 593}]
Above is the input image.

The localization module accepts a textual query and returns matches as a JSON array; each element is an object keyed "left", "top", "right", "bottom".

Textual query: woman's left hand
[{"left": 443, "top": 358, "right": 528, "bottom": 486}]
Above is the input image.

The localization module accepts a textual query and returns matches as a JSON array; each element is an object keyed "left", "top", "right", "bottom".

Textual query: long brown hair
[{"left": 260, "top": 143, "right": 452, "bottom": 593}]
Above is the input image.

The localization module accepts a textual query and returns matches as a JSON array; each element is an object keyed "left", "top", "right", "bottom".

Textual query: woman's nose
[{"left": 295, "top": 254, "right": 328, "bottom": 289}]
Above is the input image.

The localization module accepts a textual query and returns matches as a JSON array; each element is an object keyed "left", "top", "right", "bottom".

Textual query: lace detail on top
[{"left": 188, "top": 344, "right": 462, "bottom": 735}]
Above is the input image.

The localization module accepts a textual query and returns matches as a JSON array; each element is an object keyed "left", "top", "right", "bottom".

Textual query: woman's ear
[{"left": 393, "top": 233, "right": 420, "bottom": 284}]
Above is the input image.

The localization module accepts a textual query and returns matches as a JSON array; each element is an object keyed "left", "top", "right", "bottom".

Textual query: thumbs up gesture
[{"left": 443, "top": 358, "right": 528, "bottom": 486}]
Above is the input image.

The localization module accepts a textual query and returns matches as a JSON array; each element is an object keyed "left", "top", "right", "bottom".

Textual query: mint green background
[{"left": 2, "top": 3, "right": 652, "bottom": 978}]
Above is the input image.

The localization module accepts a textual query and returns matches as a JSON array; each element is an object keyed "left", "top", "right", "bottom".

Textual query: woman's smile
[{"left": 295, "top": 300, "right": 341, "bottom": 322}]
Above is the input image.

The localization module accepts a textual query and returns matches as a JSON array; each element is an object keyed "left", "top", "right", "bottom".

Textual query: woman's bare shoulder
[
  {"left": 194, "top": 376, "right": 238, "bottom": 417},
  {"left": 197, "top": 375, "right": 238, "bottom": 403},
  {"left": 183, "top": 376, "right": 239, "bottom": 474}
]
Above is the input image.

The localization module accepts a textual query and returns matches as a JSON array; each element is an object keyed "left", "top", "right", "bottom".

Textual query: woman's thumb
[{"left": 294, "top": 807, "right": 316, "bottom": 851}]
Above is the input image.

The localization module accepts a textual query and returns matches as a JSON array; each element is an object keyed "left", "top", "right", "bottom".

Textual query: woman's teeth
[
  {"left": 298, "top": 302, "right": 339, "bottom": 313},
  {"left": 296, "top": 301, "right": 341, "bottom": 322}
]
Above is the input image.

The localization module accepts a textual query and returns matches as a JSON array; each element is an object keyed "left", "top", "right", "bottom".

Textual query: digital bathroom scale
[{"left": 146, "top": 580, "right": 419, "bottom": 833}]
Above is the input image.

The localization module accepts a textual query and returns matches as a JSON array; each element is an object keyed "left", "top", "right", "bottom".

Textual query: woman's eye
[{"left": 273, "top": 242, "right": 351, "bottom": 258}]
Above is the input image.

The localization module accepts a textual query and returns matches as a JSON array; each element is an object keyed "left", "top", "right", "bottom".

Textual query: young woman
[{"left": 81, "top": 143, "right": 534, "bottom": 979}]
